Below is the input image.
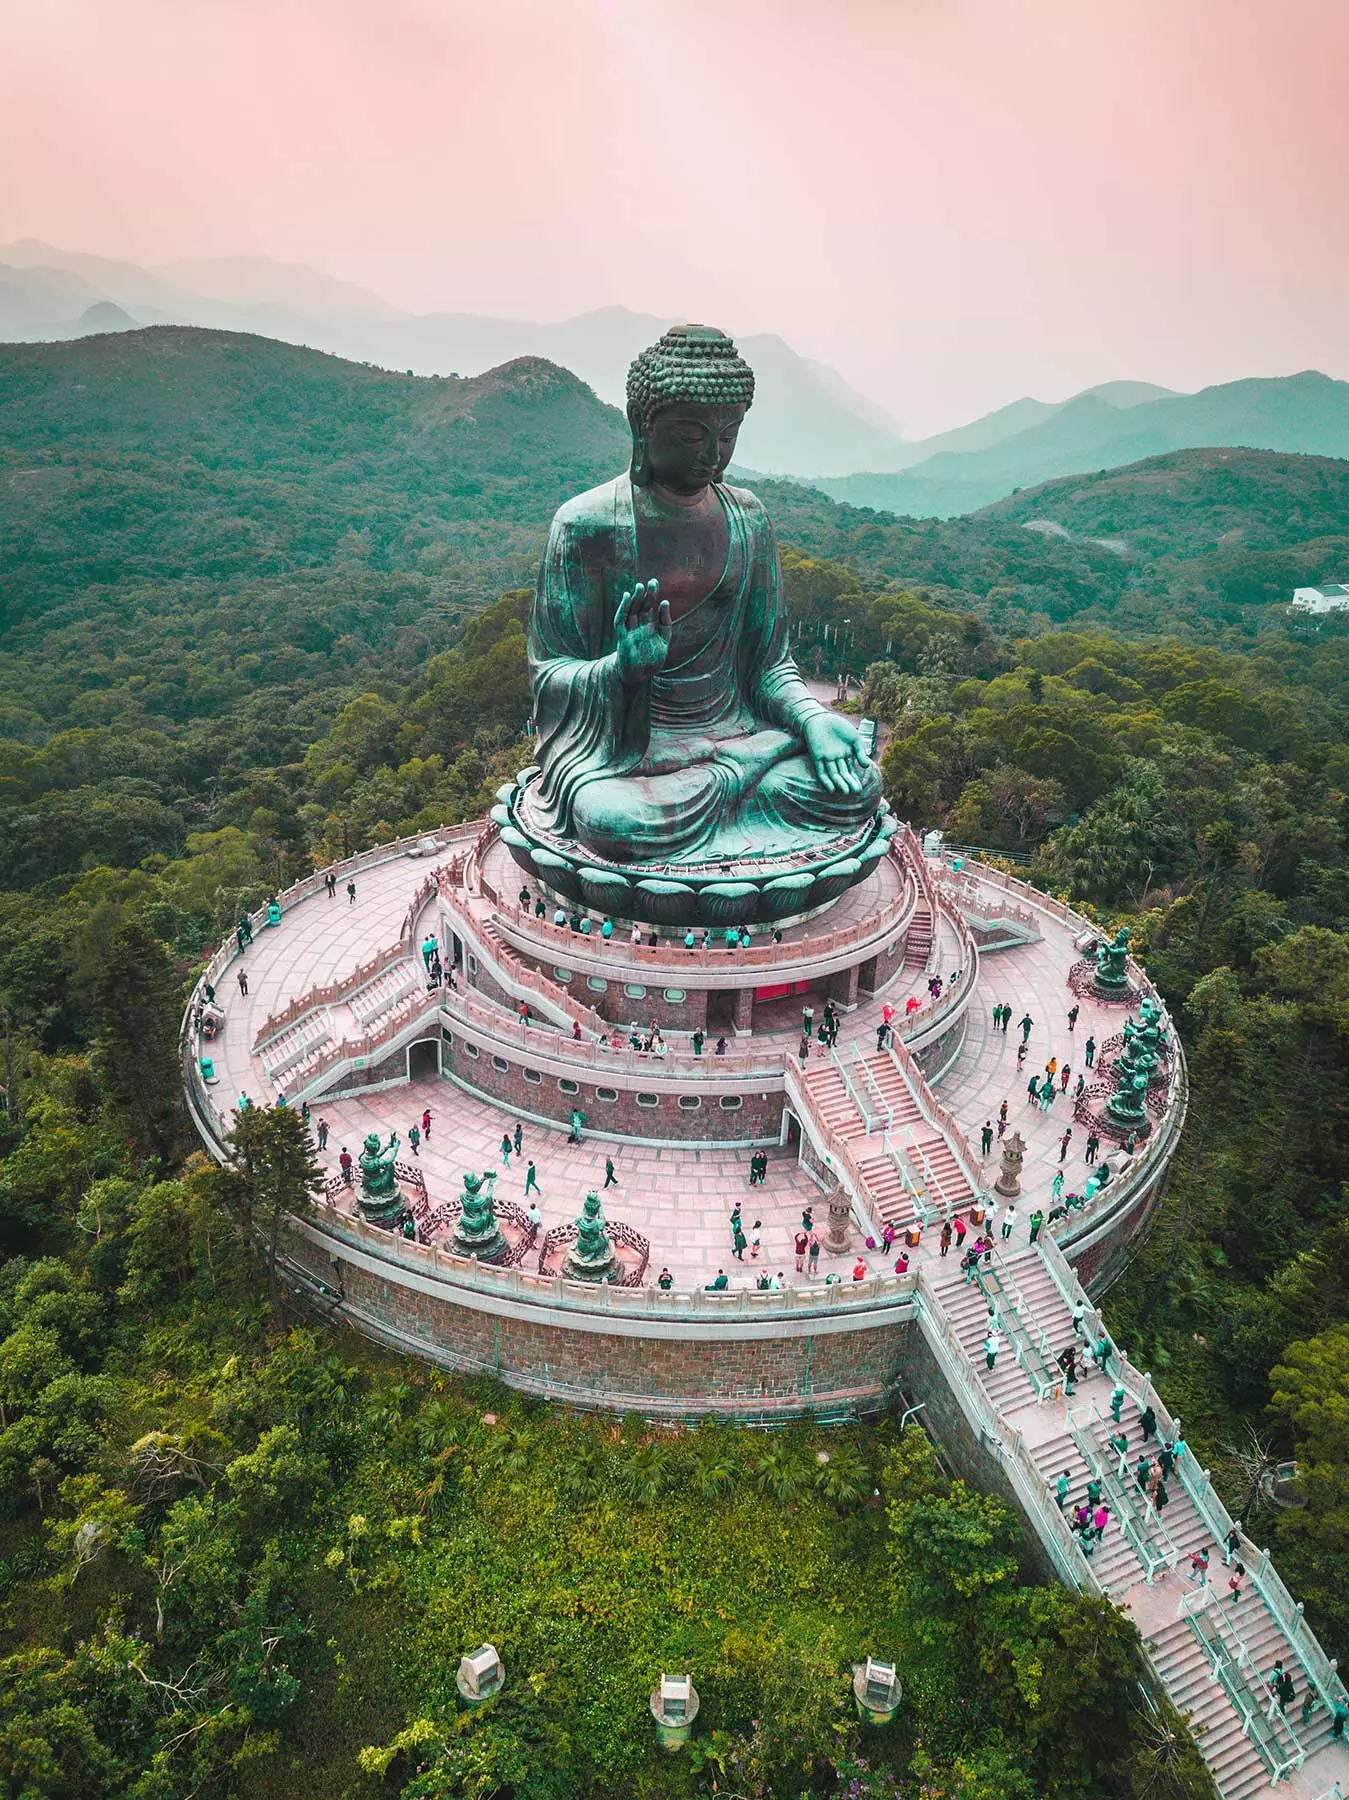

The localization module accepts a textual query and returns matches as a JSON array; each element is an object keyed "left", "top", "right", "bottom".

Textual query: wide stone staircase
[
  {"left": 922, "top": 1245, "right": 1347, "bottom": 1800},
  {"left": 350, "top": 959, "right": 422, "bottom": 1029},
  {"left": 903, "top": 894, "right": 933, "bottom": 971},
  {"left": 796, "top": 1049, "right": 977, "bottom": 1237}
]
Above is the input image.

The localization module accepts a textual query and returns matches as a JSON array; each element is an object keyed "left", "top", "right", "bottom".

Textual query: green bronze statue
[
  {"left": 1105, "top": 1068, "right": 1151, "bottom": 1134},
  {"left": 563, "top": 1190, "right": 619, "bottom": 1283},
  {"left": 1095, "top": 926, "right": 1132, "bottom": 998},
  {"left": 357, "top": 1131, "right": 403, "bottom": 1229},
  {"left": 502, "top": 326, "right": 885, "bottom": 921},
  {"left": 451, "top": 1169, "right": 507, "bottom": 1263}
]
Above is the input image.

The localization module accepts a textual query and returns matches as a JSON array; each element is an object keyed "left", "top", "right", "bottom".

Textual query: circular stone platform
[{"left": 182, "top": 814, "right": 1184, "bottom": 1420}]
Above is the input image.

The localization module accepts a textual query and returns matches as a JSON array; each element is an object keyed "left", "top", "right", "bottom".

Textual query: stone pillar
[
  {"left": 733, "top": 986, "right": 755, "bottom": 1034},
  {"left": 828, "top": 963, "right": 860, "bottom": 1007}
]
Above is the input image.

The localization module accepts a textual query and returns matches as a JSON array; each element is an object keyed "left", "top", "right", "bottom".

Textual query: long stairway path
[{"left": 922, "top": 1242, "right": 1349, "bottom": 1800}]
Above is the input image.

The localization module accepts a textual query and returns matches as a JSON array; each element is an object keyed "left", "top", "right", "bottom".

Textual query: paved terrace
[{"left": 193, "top": 832, "right": 1157, "bottom": 1291}]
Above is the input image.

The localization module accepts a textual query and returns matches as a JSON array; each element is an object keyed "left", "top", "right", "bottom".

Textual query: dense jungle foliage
[{"left": 1, "top": 326, "right": 1347, "bottom": 1797}]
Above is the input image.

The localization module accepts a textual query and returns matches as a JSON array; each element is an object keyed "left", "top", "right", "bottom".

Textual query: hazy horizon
[{"left": 4, "top": 0, "right": 1347, "bottom": 436}]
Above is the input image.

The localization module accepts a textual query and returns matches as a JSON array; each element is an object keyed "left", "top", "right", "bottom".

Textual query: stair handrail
[
  {"left": 884, "top": 1039, "right": 984, "bottom": 1201},
  {"left": 1038, "top": 1228, "right": 1345, "bottom": 1714},
  {"left": 782, "top": 1060, "right": 887, "bottom": 1244},
  {"left": 1065, "top": 1400, "right": 1173, "bottom": 1582},
  {"left": 971, "top": 1265, "right": 1057, "bottom": 1400},
  {"left": 914, "top": 1280, "right": 1099, "bottom": 1591},
  {"left": 833, "top": 1045, "right": 876, "bottom": 1132},
  {"left": 1187, "top": 1603, "right": 1306, "bottom": 1782},
  {"left": 881, "top": 1131, "right": 937, "bottom": 1227},
  {"left": 853, "top": 1048, "right": 894, "bottom": 1133},
  {"left": 982, "top": 1247, "right": 1058, "bottom": 1376}
]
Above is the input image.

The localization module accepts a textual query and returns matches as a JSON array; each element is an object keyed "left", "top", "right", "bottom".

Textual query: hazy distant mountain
[
  {"left": 73, "top": 301, "right": 139, "bottom": 336},
  {"left": 0, "top": 262, "right": 108, "bottom": 333},
  {"left": 0, "top": 242, "right": 907, "bottom": 478},
  {"left": 155, "top": 254, "right": 404, "bottom": 321},
  {"left": 816, "top": 373, "right": 1349, "bottom": 516}
]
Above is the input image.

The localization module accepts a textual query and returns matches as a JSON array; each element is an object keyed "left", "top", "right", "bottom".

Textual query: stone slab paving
[
  {"left": 312, "top": 1083, "right": 862, "bottom": 1290},
  {"left": 196, "top": 842, "right": 1119, "bottom": 1287}
]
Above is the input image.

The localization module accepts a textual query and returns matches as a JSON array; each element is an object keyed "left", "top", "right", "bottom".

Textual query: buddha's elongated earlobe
[{"left": 627, "top": 404, "right": 651, "bottom": 485}]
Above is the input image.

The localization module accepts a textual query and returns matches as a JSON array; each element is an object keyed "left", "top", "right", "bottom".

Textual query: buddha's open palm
[
  {"left": 804, "top": 711, "right": 871, "bottom": 795},
  {"left": 615, "top": 580, "right": 672, "bottom": 687}
]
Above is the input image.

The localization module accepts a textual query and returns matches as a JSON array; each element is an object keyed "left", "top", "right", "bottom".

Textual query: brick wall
[
  {"left": 893, "top": 1321, "right": 1058, "bottom": 1587},
  {"left": 287, "top": 1225, "right": 913, "bottom": 1420},
  {"left": 443, "top": 1033, "right": 784, "bottom": 1144}
]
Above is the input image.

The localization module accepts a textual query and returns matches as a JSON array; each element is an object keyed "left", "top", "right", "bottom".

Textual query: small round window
[
  {"left": 554, "top": 967, "right": 572, "bottom": 983},
  {"left": 463, "top": 1042, "right": 480, "bottom": 1060},
  {"left": 664, "top": 988, "right": 686, "bottom": 1003},
  {"left": 719, "top": 1095, "right": 744, "bottom": 1110},
  {"left": 624, "top": 983, "right": 648, "bottom": 999},
  {"left": 559, "top": 1078, "right": 580, "bottom": 1095},
  {"left": 587, "top": 976, "right": 607, "bottom": 993},
  {"left": 678, "top": 1096, "right": 701, "bottom": 1111},
  {"left": 523, "top": 1068, "right": 542, "bottom": 1084},
  {"left": 491, "top": 1055, "right": 509, "bottom": 1073},
  {"left": 595, "top": 1086, "right": 618, "bottom": 1103},
  {"left": 636, "top": 1092, "right": 659, "bottom": 1108}
]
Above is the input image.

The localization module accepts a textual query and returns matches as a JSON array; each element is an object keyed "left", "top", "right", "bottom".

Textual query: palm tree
[
  {"left": 619, "top": 1444, "right": 672, "bottom": 1508},
  {"left": 813, "top": 1444, "right": 869, "bottom": 1508},
  {"left": 753, "top": 1443, "right": 808, "bottom": 1504}
]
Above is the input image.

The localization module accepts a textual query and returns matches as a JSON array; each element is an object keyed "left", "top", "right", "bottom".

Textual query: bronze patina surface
[{"left": 505, "top": 325, "right": 885, "bottom": 923}]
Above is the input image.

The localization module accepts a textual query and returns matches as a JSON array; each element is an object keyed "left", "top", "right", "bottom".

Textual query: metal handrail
[
  {"left": 972, "top": 1265, "right": 1056, "bottom": 1400},
  {"left": 847, "top": 1043, "right": 893, "bottom": 1134},
  {"left": 880, "top": 1131, "right": 938, "bottom": 1227},
  {"left": 1065, "top": 1402, "right": 1173, "bottom": 1582},
  {"left": 982, "top": 1245, "right": 1062, "bottom": 1371},
  {"left": 1187, "top": 1602, "right": 1305, "bottom": 1782},
  {"left": 1038, "top": 1232, "right": 1346, "bottom": 1719},
  {"left": 911, "top": 1274, "right": 1102, "bottom": 1593}
]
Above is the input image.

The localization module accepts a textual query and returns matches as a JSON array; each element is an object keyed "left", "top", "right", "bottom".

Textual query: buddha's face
[{"left": 638, "top": 402, "right": 746, "bottom": 494}]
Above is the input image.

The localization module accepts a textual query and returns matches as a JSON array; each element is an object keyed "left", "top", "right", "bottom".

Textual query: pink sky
[{"left": 3, "top": 0, "right": 1347, "bottom": 433}]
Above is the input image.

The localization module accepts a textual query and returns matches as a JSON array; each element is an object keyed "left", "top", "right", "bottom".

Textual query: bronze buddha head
[{"left": 626, "top": 324, "right": 755, "bottom": 492}]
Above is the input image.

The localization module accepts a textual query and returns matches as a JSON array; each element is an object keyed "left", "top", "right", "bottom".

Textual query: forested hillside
[{"left": 1, "top": 325, "right": 1348, "bottom": 1799}]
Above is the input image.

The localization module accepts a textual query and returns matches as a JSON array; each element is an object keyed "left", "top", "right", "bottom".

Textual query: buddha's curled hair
[{"left": 626, "top": 324, "right": 756, "bottom": 424}]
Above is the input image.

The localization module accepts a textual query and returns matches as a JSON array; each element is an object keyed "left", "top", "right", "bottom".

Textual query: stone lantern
[
  {"left": 852, "top": 1656, "right": 901, "bottom": 1724},
  {"left": 455, "top": 1643, "right": 504, "bottom": 1706},
  {"left": 649, "top": 1672, "right": 700, "bottom": 1749},
  {"left": 994, "top": 1130, "right": 1025, "bottom": 1200}
]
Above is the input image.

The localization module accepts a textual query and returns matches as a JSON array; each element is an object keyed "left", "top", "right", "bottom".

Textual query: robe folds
[{"left": 526, "top": 474, "right": 880, "bottom": 864}]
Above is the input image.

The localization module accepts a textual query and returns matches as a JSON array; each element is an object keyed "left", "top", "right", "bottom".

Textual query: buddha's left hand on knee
[{"left": 802, "top": 713, "right": 872, "bottom": 797}]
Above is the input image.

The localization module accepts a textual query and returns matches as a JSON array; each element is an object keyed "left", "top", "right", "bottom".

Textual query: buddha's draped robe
[{"left": 526, "top": 476, "right": 880, "bottom": 864}]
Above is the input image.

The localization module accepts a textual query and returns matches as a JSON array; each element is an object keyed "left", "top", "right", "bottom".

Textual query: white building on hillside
[{"left": 1290, "top": 583, "right": 1349, "bottom": 614}]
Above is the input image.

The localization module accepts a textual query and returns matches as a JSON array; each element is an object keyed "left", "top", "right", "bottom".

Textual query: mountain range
[
  {"left": 815, "top": 372, "right": 1349, "bottom": 516},
  {"left": 0, "top": 241, "right": 904, "bottom": 478},
  {"left": 5, "top": 242, "right": 1348, "bottom": 508}
]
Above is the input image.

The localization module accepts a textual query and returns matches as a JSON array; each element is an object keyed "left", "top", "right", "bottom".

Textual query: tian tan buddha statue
[{"left": 501, "top": 325, "right": 891, "bottom": 925}]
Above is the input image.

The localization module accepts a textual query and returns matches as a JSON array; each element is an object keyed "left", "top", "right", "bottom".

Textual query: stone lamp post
[
  {"left": 456, "top": 1644, "right": 504, "bottom": 1706},
  {"left": 994, "top": 1130, "right": 1025, "bottom": 1200},
  {"left": 853, "top": 1656, "right": 902, "bottom": 1725},
  {"left": 649, "top": 1672, "right": 700, "bottom": 1749}
]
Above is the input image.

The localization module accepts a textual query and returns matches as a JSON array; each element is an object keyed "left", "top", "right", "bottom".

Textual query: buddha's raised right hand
[{"left": 614, "top": 580, "right": 671, "bottom": 688}]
